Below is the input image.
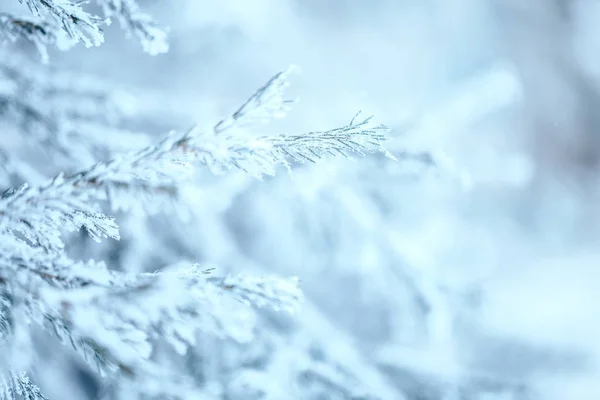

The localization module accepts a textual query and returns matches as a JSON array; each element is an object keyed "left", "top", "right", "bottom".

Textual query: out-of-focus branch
[
  {"left": 0, "top": 13, "right": 62, "bottom": 61},
  {"left": 491, "top": 0, "right": 600, "bottom": 181},
  {"left": 0, "top": 54, "right": 150, "bottom": 187}
]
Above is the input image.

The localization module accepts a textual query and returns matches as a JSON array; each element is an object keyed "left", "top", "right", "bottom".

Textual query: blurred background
[{"left": 4, "top": 0, "right": 600, "bottom": 399}]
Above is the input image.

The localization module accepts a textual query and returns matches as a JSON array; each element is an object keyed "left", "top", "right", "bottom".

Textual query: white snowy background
[{"left": 3, "top": 0, "right": 600, "bottom": 399}]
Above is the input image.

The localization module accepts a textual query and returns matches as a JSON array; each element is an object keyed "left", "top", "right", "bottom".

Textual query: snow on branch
[
  {"left": 0, "top": 68, "right": 384, "bottom": 394},
  {"left": 2, "top": 0, "right": 167, "bottom": 58},
  {"left": 0, "top": 130, "right": 194, "bottom": 253},
  {"left": 213, "top": 66, "right": 298, "bottom": 133},
  {"left": 96, "top": 0, "right": 168, "bottom": 55},
  {"left": 17, "top": 0, "right": 105, "bottom": 48},
  {"left": 0, "top": 231, "right": 118, "bottom": 291},
  {"left": 35, "top": 264, "right": 301, "bottom": 378},
  {"left": 186, "top": 68, "right": 392, "bottom": 177},
  {"left": 0, "top": 176, "right": 120, "bottom": 253},
  {"left": 0, "top": 236, "right": 134, "bottom": 377},
  {"left": 192, "top": 113, "right": 393, "bottom": 178},
  {"left": 0, "top": 65, "right": 391, "bottom": 398},
  {"left": 0, "top": 67, "right": 391, "bottom": 252},
  {"left": 0, "top": 371, "right": 48, "bottom": 400},
  {"left": 0, "top": 226, "right": 303, "bottom": 378},
  {"left": 0, "top": 296, "right": 8, "bottom": 340}
]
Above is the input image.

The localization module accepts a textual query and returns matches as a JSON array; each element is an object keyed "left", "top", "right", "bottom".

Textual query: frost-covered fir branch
[
  {"left": 38, "top": 263, "right": 302, "bottom": 359},
  {"left": 96, "top": 0, "right": 168, "bottom": 55},
  {"left": 1, "top": 0, "right": 167, "bottom": 58},
  {"left": 191, "top": 113, "right": 393, "bottom": 178},
  {"left": 0, "top": 56, "right": 391, "bottom": 398},
  {"left": 0, "top": 67, "right": 391, "bottom": 256},
  {"left": 0, "top": 110, "right": 391, "bottom": 253},
  {"left": 0, "top": 371, "right": 48, "bottom": 400},
  {"left": 1, "top": 255, "right": 303, "bottom": 396},
  {"left": 0, "top": 220, "right": 304, "bottom": 394},
  {"left": 17, "top": 0, "right": 105, "bottom": 48},
  {"left": 212, "top": 67, "right": 298, "bottom": 133}
]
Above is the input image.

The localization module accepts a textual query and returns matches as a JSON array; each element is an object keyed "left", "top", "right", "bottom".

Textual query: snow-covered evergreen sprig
[
  {"left": 0, "top": 68, "right": 391, "bottom": 253},
  {"left": 213, "top": 66, "right": 299, "bottom": 133},
  {"left": 190, "top": 114, "right": 394, "bottom": 178},
  {"left": 0, "top": 175, "right": 120, "bottom": 253},
  {"left": 2, "top": 0, "right": 167, "bottom": 58},
  {"left": 34, "top": 264, "right": 302, "bottom": 376},
  {"left": 0, "top": 371, "right": 48, "bottom": 400},
  {"left": 0, "top": 62, "right": 391, "bottom": 398},
  {"left": 96, "top": 0, "right": 168, "bottom": 55},
  {"left": 18, "top": 0, "right": 105, "bottom": 48}
]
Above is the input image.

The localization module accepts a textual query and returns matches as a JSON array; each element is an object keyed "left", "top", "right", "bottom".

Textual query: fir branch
[
  {"left": 96, "top": 0, "right": 168, "bottom": 55},
  {"left": 0, "top": 234, "right": 124, "bottom": 376},
  {"left": 6, "top": 0, "right": 168, "bottom": 56},
  {"left": 0, "top": 176, "right": 120, "bottom": 253},
  {"left": 0, "top": 235, "right": 116, "bottom": 290},
  {"left": 191, "top": 114, "right": 393, "bottom": 178},
  {"left": 0, "top": 69, "right": 386, "bottom": 393},
  {"left": 0, "top": 232, "right": 302, "bottom": 383},
  {"left": 17, "top": 0, "right": 105, "bottom": 48},
  {"left": 0, "top": 371, "right": 48, "bottom": 400},
  {"left": 35, "top": 264, "right": 301, "bottom": 378},
  {"left": 0, "top": 294, "right": 10, "bottom": 343},
  {"left": 32, "top": 301, "right": 120, "bottom": 376},
  {"left": 0, "top": 68, "right": 391, "bottom": 251},
  {"left": 213, "top": 66, "right": 298, "bottom": 133}
]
